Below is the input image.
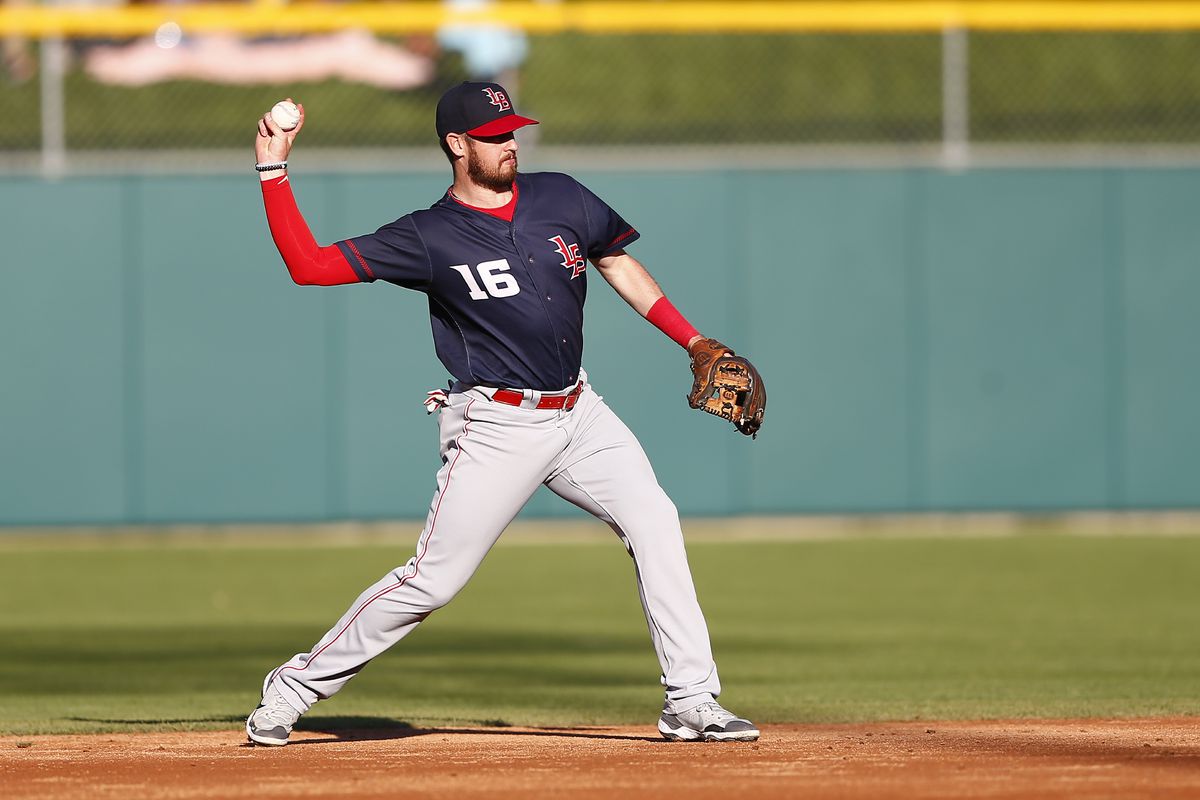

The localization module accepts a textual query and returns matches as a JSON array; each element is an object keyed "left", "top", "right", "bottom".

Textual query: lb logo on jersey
[
  {"left": 549, "top": 235, "right": 586, "bottom": 279},
  {"left": 483, "top": 87, "right": 511, "bottom": 111}
]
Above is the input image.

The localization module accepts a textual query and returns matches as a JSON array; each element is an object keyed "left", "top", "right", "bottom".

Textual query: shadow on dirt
[{"left": 278, "top": 716, "right": 662, "bottom": 744}]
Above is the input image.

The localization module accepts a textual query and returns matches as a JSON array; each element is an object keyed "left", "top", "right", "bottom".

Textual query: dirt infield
[{"left": 3, "top": 718, "right": 1197, "bottom": 799}]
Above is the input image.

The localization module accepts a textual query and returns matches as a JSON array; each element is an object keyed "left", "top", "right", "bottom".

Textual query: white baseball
[{"left": 270, "top": 100, "right": 301, "bottom": 132}]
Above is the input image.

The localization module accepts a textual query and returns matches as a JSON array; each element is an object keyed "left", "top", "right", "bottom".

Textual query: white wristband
[{"left": 255, "top": 161, "right": 288, "bottom": 172}]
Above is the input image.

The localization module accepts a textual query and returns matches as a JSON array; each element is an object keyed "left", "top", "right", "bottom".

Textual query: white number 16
[{"left": 449, "top": 259, "right": 520, "bottom": 300}]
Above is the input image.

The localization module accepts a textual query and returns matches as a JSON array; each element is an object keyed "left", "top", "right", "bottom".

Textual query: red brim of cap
[{"left": 467, "top": 115, "right": 539, "bottom": 137}]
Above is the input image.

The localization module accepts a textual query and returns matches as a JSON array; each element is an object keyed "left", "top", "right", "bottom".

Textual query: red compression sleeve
[
  {"left": 646, "top": 296, "right": 702, "bottom": 349},
  {"left": 261, "top": 176, "right": 361, "bottom": 286}
]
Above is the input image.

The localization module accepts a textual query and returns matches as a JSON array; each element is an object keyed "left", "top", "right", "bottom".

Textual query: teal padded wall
[
  {"left": 1, "top": 167, "right": 1196, "bottom": 524},
  {"left": 740, "top": 171, "right": 914, "bottom": 511},
  {"left": 919, "top": 171, "right": 1112, "bottom": 509},
  {"left": 1120, "top": 172, "right": 1200, "bottom": 506},
  {"left": 1, "top": 180, "right": 130, "bottom": 522}
]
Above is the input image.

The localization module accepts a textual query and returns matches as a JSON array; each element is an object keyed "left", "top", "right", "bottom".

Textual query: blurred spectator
[
  {"left": 436, "top": 0, "right": 530, "bottom": 91},
  {"left": 85, "top": 5, "right": 434, "bottom": 90}
]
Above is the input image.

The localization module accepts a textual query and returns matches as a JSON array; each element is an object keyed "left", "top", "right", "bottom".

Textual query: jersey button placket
[{"left": 511, "top": 221, "right": 570, "bottom": 387}]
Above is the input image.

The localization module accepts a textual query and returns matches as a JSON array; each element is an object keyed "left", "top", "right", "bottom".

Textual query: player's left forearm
[
  {"left": 593, "top": 251, "right": 701, "bottom": 349},
  {"left": 592, "top": 251, "right": 664, "bottom": 316}
]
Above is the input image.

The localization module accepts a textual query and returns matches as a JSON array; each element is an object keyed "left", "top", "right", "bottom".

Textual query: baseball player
[{"left": 245, "top": 82, "right": 765, "bottom": 746}]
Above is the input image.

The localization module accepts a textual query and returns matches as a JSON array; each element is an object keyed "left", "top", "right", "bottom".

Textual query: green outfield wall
[{"left": 1, "top": 167, "right": 1197, "bottom": 524}]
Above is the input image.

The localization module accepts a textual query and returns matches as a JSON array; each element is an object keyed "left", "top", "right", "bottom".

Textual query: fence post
[
  {"left": 40, "top": 36, "right": 68, "bottom": 177},
  {"left": 941, "top": 24, "right": 969, "bottom": 170}
]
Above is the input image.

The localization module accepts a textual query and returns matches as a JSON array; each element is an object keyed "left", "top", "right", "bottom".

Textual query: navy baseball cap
[{"left": 436, "top": 81, "right": 538, "bottom": 139}]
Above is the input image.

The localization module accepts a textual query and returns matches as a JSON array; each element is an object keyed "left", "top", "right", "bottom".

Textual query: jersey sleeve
[
  {"left": 577, "top": 181, "right": 640, "bottom": 259},
  {"left": 335, "top": 215, "right": 432, "bottom": 289}
]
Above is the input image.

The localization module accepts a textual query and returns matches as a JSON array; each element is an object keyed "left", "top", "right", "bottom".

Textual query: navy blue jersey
[{"left": 335, "top": 172, "right": 639, "bottom": 391}]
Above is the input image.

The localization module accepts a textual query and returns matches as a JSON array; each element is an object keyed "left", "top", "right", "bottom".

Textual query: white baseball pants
[{"left": 268, "top": 377, "right": 722, "bottom": 715}]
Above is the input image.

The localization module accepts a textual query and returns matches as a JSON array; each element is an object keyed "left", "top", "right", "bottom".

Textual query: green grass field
[{"left": 1, "top": 533, "right": 1198, "bottom": 736}]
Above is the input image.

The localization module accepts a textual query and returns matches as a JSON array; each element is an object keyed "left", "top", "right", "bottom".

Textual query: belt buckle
[{"left": 564, "top": 382, "right": 582, "bottom": 411}]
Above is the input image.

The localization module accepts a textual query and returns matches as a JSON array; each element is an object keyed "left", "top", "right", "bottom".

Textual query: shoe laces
[
  {"left": 689, "top": 701, "right": 738, "bottom": 724},
  {"left": 255, "top": 688, "right": 300, "bottom": 728}
]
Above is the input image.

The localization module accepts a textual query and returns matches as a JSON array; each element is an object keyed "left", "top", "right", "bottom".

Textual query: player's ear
[{"left": 445, "top": 133, "right": 468, "bottom": 159}]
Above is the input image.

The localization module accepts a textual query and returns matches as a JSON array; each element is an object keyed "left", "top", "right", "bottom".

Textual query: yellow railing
[{"left": 4, "top": 2, "right": 1200, "bottom": 38}]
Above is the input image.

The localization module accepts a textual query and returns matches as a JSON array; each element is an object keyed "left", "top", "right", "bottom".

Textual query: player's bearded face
[{"left": 465, "top": 134, "right": 518, "bottom": 192}]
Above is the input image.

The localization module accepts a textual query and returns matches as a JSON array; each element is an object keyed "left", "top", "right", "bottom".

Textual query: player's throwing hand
[{"left": 255, "top": 98, "right": 304, "bottom": 169}]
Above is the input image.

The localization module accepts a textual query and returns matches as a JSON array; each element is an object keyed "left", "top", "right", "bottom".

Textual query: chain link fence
[{"left": 3, "top": 12, "right": 1200, "bottom": 170}]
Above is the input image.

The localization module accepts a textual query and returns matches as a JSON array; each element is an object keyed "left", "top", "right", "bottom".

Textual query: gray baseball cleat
[
  {"left": 658, "top": 701, "right": 760, "bottom": 742},
  {"left": 246, "top": 673, "right": 302, "bottom": 746}
]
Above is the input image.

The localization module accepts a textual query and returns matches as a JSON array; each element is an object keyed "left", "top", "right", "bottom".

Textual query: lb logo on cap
[{"left": 483, "top": 87, "right": 511, "bottom": 112}]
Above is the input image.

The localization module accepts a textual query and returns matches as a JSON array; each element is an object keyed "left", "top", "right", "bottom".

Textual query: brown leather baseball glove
[{"left": 687, "top": 338, "right": 766, "bottom": 438}]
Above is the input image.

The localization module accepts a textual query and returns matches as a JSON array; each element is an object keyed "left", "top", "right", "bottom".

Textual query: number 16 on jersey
[{"left": 449, "top": 259, "right": 521, "bottom": 300}]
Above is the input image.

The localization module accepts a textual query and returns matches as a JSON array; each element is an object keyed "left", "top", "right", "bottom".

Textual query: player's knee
[
  {"left": 420, "top": 582, "right": 465, "bottom": 610},
  {"left": 647, "top": 490, "right": 680, "bottom": 524},
  {"left": 623, "top": 490, "right": 680, "bottom": 535}
]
